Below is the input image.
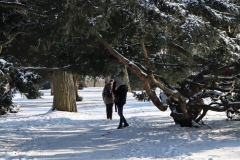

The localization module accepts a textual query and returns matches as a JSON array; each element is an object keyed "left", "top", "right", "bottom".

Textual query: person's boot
[
  {"left": 107, "top": 106, "right": 112, "bottom": 120},
  {"left": 117, "top": 125, "right": 123, "bottom": 129},
  {"left": 106, "top": 113, "right": 109, "bottom": 119},
  {"left": 110, "top": 107, "right": 113, "bottom": 120},
  {"left": 110, "top": 112, "right": 112, "bottom": 120},
  {"left": 107, "top": 110, "right": 109, "bottom": 119},
  {"left": 123, "top": 123, "right": 129, "bottom": 128},
  {"left": 106, "top": 107, "right": 108, "bottom": 119}
]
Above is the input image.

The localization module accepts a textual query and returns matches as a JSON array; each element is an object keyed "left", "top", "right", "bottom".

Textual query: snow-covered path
[{"left": 0, "top": 87, "right": 240, "bottom": 160}]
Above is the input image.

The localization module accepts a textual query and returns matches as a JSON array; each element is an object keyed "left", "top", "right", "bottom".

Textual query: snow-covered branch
[{"left": 0, "top": 1, "right": 31, "bottom": 10}]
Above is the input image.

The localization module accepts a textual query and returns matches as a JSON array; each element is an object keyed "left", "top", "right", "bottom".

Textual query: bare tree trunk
[
  {"left": 73, "top": 74, "right": 82, "bottom": 101},
  {"left": 122, "top": 65, "right": 131, "bottom": 92},
  {"left": 52, "top": 70, "right": 77, "bottom": 112},
  {"left": 50, "top": 81, "right": 54, "bottom": 96},
  {"left": 93, "top": 77, "right": 96, "bottom": 87}
]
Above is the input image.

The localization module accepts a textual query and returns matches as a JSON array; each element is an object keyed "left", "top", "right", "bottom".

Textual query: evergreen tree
[
  {"left": 1, "top": 0, "right": 119, "bottom": 112},
  {"left": 0, "top": 1, "right": 42, "bottom": 115},
  {"left": 2, "top": 0, "right": 240, "bottom": 126},
  {"left": 0, "top": 58, "right": 41, "bottom": 115},
  {"left": 90, "top": 0, "right": 240, "bottom": 126}
]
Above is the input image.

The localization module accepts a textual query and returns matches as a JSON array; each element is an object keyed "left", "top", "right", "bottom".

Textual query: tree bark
[
  {"left": 52, "top": 70, "right": 77, "bottom": 112},
  {"left": 93, "top": 77, "right": 97, "bottom": 87},
  {"left": 73, "top": 74, "right": 82, "bottom": 101},
  {"left": 50, "top": 81, "right": 54, "bottom": 96},
  {"left": 123, "top": 65, "right": 131, "bottom": 92}
]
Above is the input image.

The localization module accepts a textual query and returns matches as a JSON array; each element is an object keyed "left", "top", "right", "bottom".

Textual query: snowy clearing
[{"left": 0, "top": 87, "right": 240, "bottom": 160}]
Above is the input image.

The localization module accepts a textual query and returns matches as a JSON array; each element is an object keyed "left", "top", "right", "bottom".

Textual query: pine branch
[
  {"left": 0, "top": 1, "right": 30, "bottom": 10},
  {"left": 0, "top": 32, "right": 24, "bottom": 53},
  {"left": 154, "top": 62, "right": 203, "bottom": 67}
]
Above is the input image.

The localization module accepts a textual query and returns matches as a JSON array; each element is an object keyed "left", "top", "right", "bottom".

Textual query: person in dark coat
[
  {"left": 113, "top": 80, "right": 129, "bottom": 129},
  {"left": 102, "top": 79, "right": 114, "bottom": 120}
]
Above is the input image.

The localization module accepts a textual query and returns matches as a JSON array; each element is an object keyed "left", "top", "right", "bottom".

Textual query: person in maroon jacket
[
  {"left": 113, "top": 80, "right": 129, "bottom": 129},
  {"left": 102, "top": 79, "right": 114, "bottom": 120}
]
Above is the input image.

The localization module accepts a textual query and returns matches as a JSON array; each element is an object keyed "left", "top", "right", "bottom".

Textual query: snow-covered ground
[{"left": 0, "top": 87, "right": 240, "bottom": 160}]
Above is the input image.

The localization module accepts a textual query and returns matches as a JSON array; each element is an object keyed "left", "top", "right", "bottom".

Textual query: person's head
[
  {"left": 116, "top": 80, "right": 123, "bottom": 86},
  {"left": 109, "top": 79, "right": 114, "bottom": 83},
  {"left": 106, "top": 82, "right": 113, "bottom": 90}
]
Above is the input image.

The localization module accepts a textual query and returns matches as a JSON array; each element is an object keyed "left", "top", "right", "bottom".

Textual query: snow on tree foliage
[
  {"left": 0, "top": 58, "right": 41, "bottom": 116},
  {"left": 1, "top": 0, "right": 240, "bottom": 126},
  {"left": 93, "top": 0, "right": 240, "bottom": 127}
]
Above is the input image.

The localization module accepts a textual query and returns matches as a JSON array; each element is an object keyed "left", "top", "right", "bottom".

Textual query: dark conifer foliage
[
  {"left": 91, "top": 0, "right": 240, "bottom": 126},
  {"left": 1, "top": 0, "right": 240, "bottom": 125}
]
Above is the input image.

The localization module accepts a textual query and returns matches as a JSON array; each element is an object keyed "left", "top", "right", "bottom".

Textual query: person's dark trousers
[
  {"left": 117, "top": 104, "right": 127, "bottom": 126},
  {"left": 106, "top": 103, "right": 113, "bottom": 119}
]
